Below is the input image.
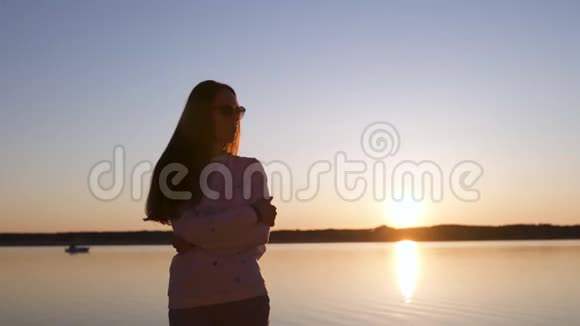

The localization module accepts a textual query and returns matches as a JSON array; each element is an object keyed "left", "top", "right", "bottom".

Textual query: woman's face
[{"left": 211, "top": 89, "right": 241, "bottom": 145}]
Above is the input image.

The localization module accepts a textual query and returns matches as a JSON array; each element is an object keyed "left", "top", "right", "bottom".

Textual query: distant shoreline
[{"left": 1, "top": 224, "right": 580, "bottom": 246}]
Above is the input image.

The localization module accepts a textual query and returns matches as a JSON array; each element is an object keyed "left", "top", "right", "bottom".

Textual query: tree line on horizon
[{"left": 1, "top": 224, "right": 579, "bottom": 246}]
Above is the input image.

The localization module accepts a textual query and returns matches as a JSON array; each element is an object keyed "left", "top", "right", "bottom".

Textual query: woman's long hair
[{"left": 144, "top": 80, "right": 240, "bottom": 224}]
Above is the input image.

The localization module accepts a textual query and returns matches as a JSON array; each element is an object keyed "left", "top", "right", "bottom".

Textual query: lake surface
[{"left": 1, "top": 241, "right": 579, "bottom": 325}]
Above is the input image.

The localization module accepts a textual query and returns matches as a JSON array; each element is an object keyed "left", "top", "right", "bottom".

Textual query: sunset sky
[{"left": 1, "top": 1, "right": 579, "bottom": 233}]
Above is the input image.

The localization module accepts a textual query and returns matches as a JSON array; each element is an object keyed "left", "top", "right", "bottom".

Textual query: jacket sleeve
[
  {"left": 171, "top": 204, "right": 260, "bottom": 247},
  {"left": 171, "top": 158, "right": 271, "bottom": 250}
]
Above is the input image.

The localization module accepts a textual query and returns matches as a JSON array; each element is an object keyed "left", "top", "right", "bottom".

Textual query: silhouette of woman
[{"left": 144, "top": 80, "right": 277, "bottom": 326}]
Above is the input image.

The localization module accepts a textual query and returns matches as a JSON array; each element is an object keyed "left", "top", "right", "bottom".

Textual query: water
[{"left": 1, "top": 241, "right": 579, "bottom": 325}]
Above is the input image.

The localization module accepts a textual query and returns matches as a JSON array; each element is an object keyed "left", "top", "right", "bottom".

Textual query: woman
[{"left": 144, "top": 80, "right": 277, "bottom": 326}]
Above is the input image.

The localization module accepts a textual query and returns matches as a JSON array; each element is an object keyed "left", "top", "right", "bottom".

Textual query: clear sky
[{"left": 1, "top": 1, "right": 579, "bottom": 232}]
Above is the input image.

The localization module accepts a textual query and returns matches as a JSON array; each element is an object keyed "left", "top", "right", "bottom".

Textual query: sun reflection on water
[{"left": 395, "top": 240, "right": 419, "bottom": 303}]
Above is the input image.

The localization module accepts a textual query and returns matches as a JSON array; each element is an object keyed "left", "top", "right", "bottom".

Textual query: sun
[{"left": 389, "top": 198, "right": 422, "bottom": 228}]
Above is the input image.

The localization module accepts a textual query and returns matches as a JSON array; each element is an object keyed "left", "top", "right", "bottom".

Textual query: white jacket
[{"left": 168, "top": 153, "right": 271, "bottom": 309}]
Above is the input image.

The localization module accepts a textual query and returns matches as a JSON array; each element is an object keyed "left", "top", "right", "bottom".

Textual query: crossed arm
[
  {"left": 170, "top": 158, "right": 271, "bottom": 251},
  {"left": 171, "top": 204, "right": 270, "bottom": 250}
]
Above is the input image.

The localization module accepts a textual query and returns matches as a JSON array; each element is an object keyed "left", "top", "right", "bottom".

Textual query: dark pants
[{"left": 168, "top": 295, "right": 270, "bottom": 326}]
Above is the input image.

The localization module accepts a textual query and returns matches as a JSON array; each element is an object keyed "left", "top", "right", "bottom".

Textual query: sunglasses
[{"left": 214, "top": 105, "right": 246, "bottom": 119}]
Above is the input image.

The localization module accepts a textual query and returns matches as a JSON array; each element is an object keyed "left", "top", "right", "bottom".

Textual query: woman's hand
[
  {"left": 171, "top": 233, "right": 195, "bottom": 254},
  {"left": 251, "top": 196, "right": 277, "bottom": 226}
]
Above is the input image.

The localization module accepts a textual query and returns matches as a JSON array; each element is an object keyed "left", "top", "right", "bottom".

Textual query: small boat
[{"left": 65, "top": 244, "right": 90, "bottom": 254}]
